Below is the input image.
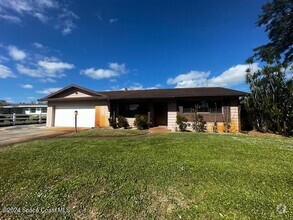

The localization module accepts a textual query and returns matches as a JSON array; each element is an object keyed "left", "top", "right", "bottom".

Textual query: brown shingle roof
[
  {"left": 98, "top": 87, "right": 247, "bottom": 100},
  {"left": 39, "top": 84, "right": 247, "bottom": 101}
]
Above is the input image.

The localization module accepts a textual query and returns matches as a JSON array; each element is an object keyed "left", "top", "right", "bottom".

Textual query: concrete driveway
[{"left": 0, "top": 124, "right": 80, "bottom": 147}]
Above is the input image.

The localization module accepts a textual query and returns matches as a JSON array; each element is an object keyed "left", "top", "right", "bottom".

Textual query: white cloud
[
  {"left": 109, "top": 18, "right": 118, "bottom": 23},
  {"left": 3, "top": 97, "right": 15, "bottom": 103},
  {"left": 39, "top": 78, "right": 56, "bottom": 83},
  {"left": 36, "top": 87, "right": 62, "bottom": 95},
  {"left": 81, "top": 62, "right": 127, "bottom": 80},
  {"left": 208, "top": 63, "right": 260, "bottom": 87},
  {"left": 283, "top": 64, "right": 293, "bottom": 80},
  {"left": 128, "top": 83, "right": 161, "bottom": 90},
  {"left": 81, "top": 68, "right": 118, "bottom": 80},
  {"left": 33, "top": 12, "right": 49, "bottom": 23},
  {"left": 16, "top": 64, "right": 42, "bottom": 78},
  {"left": 147, "top": 83, "right": 162, "bottom": 90},
  {"left": 7, "top": 45, "right": 26, "bottom": 60},
  {"left": 0, "top": 0, "right": 58, "bottom": 22},
  {"left": 167, "top": 63, "right": 260, "bottom": 88},
  {"left": 38, "top": 60, "right": 75, "bottom": 74},
  {"left": 32, "top": 42, "right": 44, "bottom": 49},
  {"left": 95, "top": 11, "right": 102, "bottom": 21},
  {"left": 20, "top": 84, "right": 33, "bottom": 89},
  {"left": 0, "top": 55, "right": 9, "bottom": 63},
  {"left": 109, "top": 78, "right": 117, "bottom": 83},
  {"left": 57, "top": 8, "right": 79, "bottom": 35},
  {"left": 108, "top": 62, "right": 127, "bottom": 73},
  {"left": 16, "top": 57, "right": 74, "bottom": 81},
  {"left": 112, "top": 83, "right": 162, "bottom": 91},
  {"left": 0, "top": 64, "right": 16, "bottom": 78},
  {"left": 0, "top": 0, "right": 78, "bottom": 35},
  {"left": 167, "top": 71, "right": 211, "bottom": 88},
  {"left": 0, "top": 13, "right": 21, "bottom": 23}
]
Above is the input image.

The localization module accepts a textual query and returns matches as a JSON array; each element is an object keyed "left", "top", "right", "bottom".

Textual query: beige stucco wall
[
  {"left": 64, "top": 91, "right": 92, "bottom": 98},
  {"left": 46, "top": 100, "right": 109, "bottom": 127}
]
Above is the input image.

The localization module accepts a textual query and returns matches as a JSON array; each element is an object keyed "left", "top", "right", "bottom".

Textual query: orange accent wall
[{"left": 95, "top": 106, "right": 109, "bottom": 127}]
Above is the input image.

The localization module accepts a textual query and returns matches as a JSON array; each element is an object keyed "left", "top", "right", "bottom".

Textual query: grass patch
[
  {"left": 0, "top": 132, "right": 292, "bottom": 219},
  {"left": 66, "top": 128, "right": 148, "bottom": 137}
]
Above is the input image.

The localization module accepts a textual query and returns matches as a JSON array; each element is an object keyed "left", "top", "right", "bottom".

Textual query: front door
[{"left": 154, "top": 102, "right": 167, "bottom": 126}]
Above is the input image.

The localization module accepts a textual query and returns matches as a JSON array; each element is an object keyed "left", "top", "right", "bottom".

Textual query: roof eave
[
  {"left": 38, "top": 84, "right": 108, "bottom": 101},
  {"left": 39, "top": 97, "right": 108, "bottom": 102}
]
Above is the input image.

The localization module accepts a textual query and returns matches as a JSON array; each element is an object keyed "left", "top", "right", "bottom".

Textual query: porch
[
  {"left": 109, "top": 100, "right": 176, "bottom": 128},
  {"left": 108, "top": 97, "right": 238, "bottom": 132}
]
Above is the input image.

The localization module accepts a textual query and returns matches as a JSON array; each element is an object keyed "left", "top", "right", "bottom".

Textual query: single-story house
[
  {"left": 39, "top": 84, "right": 246, "bottom": 132},
  {"left": 0, "top": 104, "right": 47, "bottom": 115}
]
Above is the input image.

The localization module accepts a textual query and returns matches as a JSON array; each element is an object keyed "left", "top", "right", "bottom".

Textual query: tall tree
[
  {"left": 244, "top": 0, "right": 293, "bottom": 136},
  {"left": 245, "top": 62, "right": 293, "bottom": 134},
  {"left": 253, "top": 0, "right": 293, "bottom": 64}
]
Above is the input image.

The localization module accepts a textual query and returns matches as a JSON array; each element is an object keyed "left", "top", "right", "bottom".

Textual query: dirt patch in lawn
[
  {"left": 241, "top": 130, "right": 288, "bottom": 138},
  {"left": 148, "top": 187, "right": 195, "bottom": 217}
]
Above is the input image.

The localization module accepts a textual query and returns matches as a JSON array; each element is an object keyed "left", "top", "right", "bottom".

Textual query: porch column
[
  {"left": 46, "top": 106, "right": 55, "bottom": 127},
  {"left": 116, "top": 103, "right": 119, "bottom": 117},
  {"left": 149, "top": 101, "right": 154, "bottom": 127},
  {"left": 167, "top": 101, "right": 177, "bottom": 131},
  {"left": 230, "top": 106, "right": 240, "bottom": 132},
  {"left": 111, "top": 102, "right": 116, "bottom": 119}
]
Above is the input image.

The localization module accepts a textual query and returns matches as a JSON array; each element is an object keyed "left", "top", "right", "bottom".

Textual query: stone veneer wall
[
  {"left": 230, "top": 106, "right": 240, "bottom": 132},
  {"left": 167, "top": 101, "right": 177, "bottom": 131}
]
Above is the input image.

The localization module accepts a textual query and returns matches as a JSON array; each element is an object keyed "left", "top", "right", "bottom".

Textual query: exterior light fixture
[{"left": 74, "top": 110, "right": 78, "bottom": 132}]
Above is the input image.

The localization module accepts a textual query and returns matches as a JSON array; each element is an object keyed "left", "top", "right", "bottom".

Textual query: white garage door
[{"left": 54, "top": 106, "right": 95, "bottom": 127}]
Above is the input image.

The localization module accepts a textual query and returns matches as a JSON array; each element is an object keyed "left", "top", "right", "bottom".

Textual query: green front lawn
[{"left": 0, "top": 132, "right": 292, "bottom": 219}]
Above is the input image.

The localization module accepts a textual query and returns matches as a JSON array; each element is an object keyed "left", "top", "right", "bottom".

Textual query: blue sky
[{"left": 0, "top": 0, "right": 268, "bottom": 103}]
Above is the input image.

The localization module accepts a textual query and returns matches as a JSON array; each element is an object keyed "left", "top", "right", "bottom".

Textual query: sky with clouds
[{"left": 0, "top": 0, "right": 269, "bottom": 103}]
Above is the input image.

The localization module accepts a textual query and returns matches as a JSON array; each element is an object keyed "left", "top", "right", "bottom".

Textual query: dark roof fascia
[
  {"left": 40, "top": 97, "right": 108, "bottom": 102},
  {"left": 38, "top": 84, "right": 107, "bottom": 101}
]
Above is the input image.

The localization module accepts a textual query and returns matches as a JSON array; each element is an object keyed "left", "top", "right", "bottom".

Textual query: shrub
[
  {"left": 117, "top": 116, "right": 129, "bottom": 129},
  {"left": 224, "top": 122, "right": 231, "bottom": 133},
  {"left": 213, "top": 121, "right": 218, "bottom": 133},
  {"left": 28, "top": 115, "right": 39, "bottom": 121},
  {"left": 192, "top": 114, "right": 206, "bottom": 132},
  {"left": 108, "top": 117, "right": 118, "bottom": 129},
  {"left": 134, "top": 114, "right": 149, "bottom": 130},
  {"left": 176, "top": 115, "right": 188, "bottom": 132}
]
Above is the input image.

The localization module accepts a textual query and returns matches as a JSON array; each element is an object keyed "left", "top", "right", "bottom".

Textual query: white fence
[{"left": 0, "top": 114, "right": 46, "bottom": 127}]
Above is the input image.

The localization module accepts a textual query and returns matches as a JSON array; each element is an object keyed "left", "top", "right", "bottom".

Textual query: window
[
  {"left": 209, "top": 101, "right": 222, "bottom": 113},
  {"left": 196, "top": 101, "right": 209, "bottom": 112},
  {"left": 183, "top": 102, "right": 195, "bottom": 113},
  {"left": 42, "top": 108, "right": 47, "bottom": 113},
  {"left": 180, "top": 101, "right": 222, "bottom": 113},
  {"left": 119, "top": 103, "right": 148, "bottom": 117},
  {"left": 30, "top": 108, "right": 36, "bottom": 113}
]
